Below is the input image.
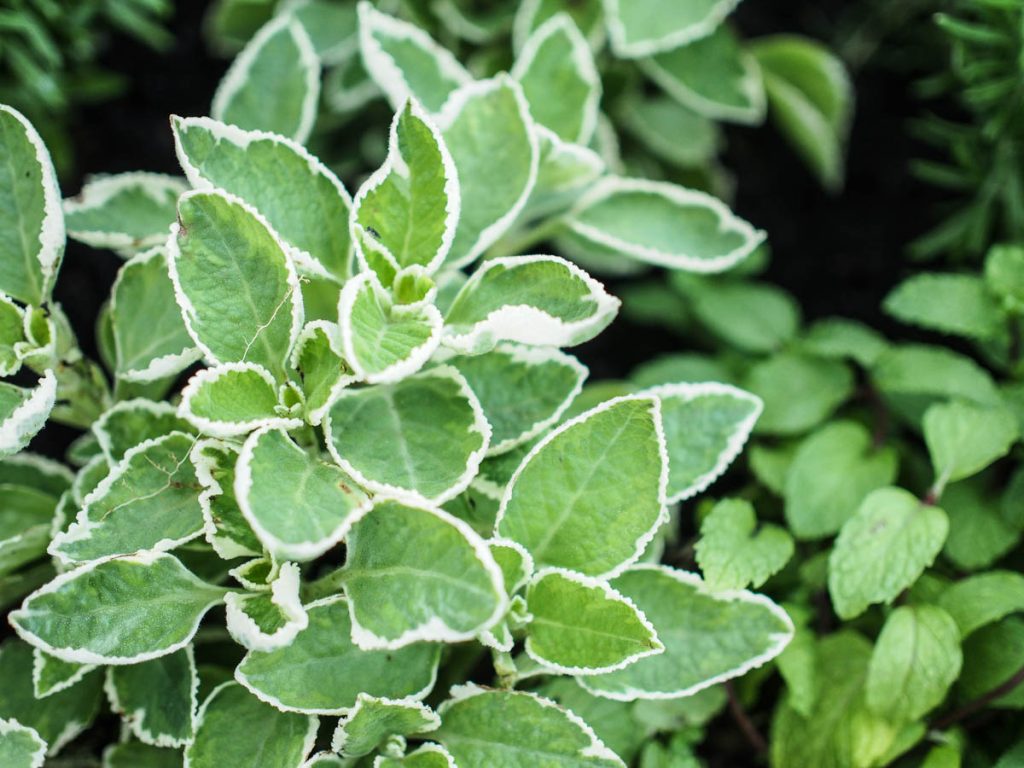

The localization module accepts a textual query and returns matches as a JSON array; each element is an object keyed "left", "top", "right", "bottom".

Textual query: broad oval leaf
[
  {"left": 513, "top": 0, "right": 606, "bottom": 53},
  {"left": 640, "top": 25, "right": 765, "bottom": 124},
  {"left": 106, "top": 646, "right": 198, "bottom": 747},
  {"left": 211, "top": 14, "right": 320, "bottom": 143},
  {"left": 64, "top": 173, "right": 186, "bottom": 255},
  {"left": 342, "top": 499, "right": 506, "bottom": 648},
  {"left": 497, "top": 395, "right": 668, "bottom": 577},
  {"left": 10, "top": 552, "right": 227, "bottom": 665},
  {"left": 168, "top": 189, "right": 303, "bottom": 380},
  {"left": 924, "top": 400, "right": 1018, "bottom": 486},
  {"left": 185, "top": 682, "right": 316, "bottom": 768},
  {"left": 885, "top": 273, "right": 1002, "bottom": 340},
  {"left": 937, "top": 570, "right": 1024, "bottom": 638},
  {"left": 828, "top": 487, "right": 949, "bottom": 620},
  {"left": 565, "top": 178, "right": 764, "bottom": 272},
  {"left": 357, "top": 2, "right": 471, "bottom": 113},
  {"left": 525, "top": 568, "right": 662, "bottom": 674},
  {"left": 110, "top": 248, "right": 201, "bottom": 382},
  {"left": 641, "top": 382, "right": 761, "bottom": 503},
  {"left": 437, "top": 76, "right": 539, "bottom": 267},
  {"left": 50, "top": 432, "right": 205, "bottom": 564},
  {"left": 434, "top": 685, "right": 624, "bottom": 767},
  {"left": 579, "top": 565, "right": 794, "bottom": 700},
  {"left": 172, "top": 115, "right": 352, "bottom": 281},
  {"left": 351, "top": 101, "right": 458, "bottom": 275},
  {"left": 235, "top": 426, "right": 370, "bottom": 561},
  {"left": 0, "top": 718, "right": 46, "bottom": 768},
  {"left": 236, "top": 595, "right": 441, "bottom": 714},
  {"left": 325, "top": 366, "right": 490, "bottom": 503},
  {"left": 0, "top": 372, "right": 57, "bottom": 458},
  {"left": 450, "top": 343, "right": 587, "bottom": 455},
  {"left": 331, "top": 694, "right": 440, "bottom": 757},
  {"left": 443, "top": 255, "right": 619, "bottom": 354},
  {"left": 91, "top": 398, "right": 194, "bottom": 465},
  {"left": 0, "top": 105, "right": 64, "bottom": 306},
  {"left": 338, "top": 271, "right": 443, "bottom": 383},
  {"left": 604, "top": 0, "right": 740, "bottom": 58},
  {"left": 512, "top": 13, "right": 601, "bottom": 144},
  {"left": 179, "top": 362, "right": 300, "bottom": 438}
]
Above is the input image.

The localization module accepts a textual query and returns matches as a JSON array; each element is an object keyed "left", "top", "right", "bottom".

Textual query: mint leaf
[
  {"left": 696, "top": 498, "right": 793, "bottom": 590},
  {"left": 744, "top": 352, "right": 853, "bottom": 435},
  {"left": 885, "top": 273, "right": 1003, "bottom": 339},
  {"left": 924, "top": 400, "right": 1018, "bottom": 485},
  {"left": 938, "top": 570, "right": 1024, "bottom": 637}
]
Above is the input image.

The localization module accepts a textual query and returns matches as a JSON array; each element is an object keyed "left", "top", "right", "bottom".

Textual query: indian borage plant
[{"left": 0, "top": 9, "right": 792, "bottom": 768}]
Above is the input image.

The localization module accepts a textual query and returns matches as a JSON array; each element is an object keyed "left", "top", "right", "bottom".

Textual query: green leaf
[
  {"left": 579, "top": 566, "right": 793, "bottom": 700},
  {"left": 512, "top": 13, "right": 600, "bottom": 144},
  {"left": 681, "top": 278, "right": 800, "bottom": 353},
  {"left": 0, "top": 453, "right": 72, "bottom": 498},
  {"left": 771, "top": 632, "right": 912, "bottom": 768},
  {"left": 211, "top": 14, "right": 320, "bottom": 143},
  {"left": 924, "top": 400, "right": 1018, "bottom": 485},
  {"left": 695, "top": 498, "right": 793, "bottom": 590},
  {"left": 325, "top": 366, "right": 489, "bottom": 503},
  {"left": 0, "top": 105, "right": 64, "bottom": 306},
  {"left": 10, "top": 552, "right": 227, "bottom": 664},
  {"left": 434, "top": 685, "right": 624, "bottom": 767},
  {"left": 103, "top": 742, "right": 182, "bottom": 768},
  {"left": 290, "top": 0, "right": 359, "bottom": 64},
  {"left": 50, "top": 432, "right": 205, "bottom": 564},
  {"left": 235, "top": 426, "right": 369, "bottom": 561},
  {"left": 331, "top": 695, "right": 439, "bottom": 757},
  {"left": 618, "top": 95, "right": 720, "bottom": 170},
  {"left": 0, "top": 718, "right": 46, "bottom": 768},
  {"left": 489, "top": 538, "right": 534, "bottom": 594},
  {"left": 565, "top": 178, "right": 764, "bottom": 272},
  {"left": 872, "top": 344, "right": 1001, "bottom": 406},
  {"left": 603, "top": 0, "right": 740, "bottom": 58},
  {"left": 744, "top": 352, "right": 854, "bottom": 435},
  {"left": 942, "top": 480, "right": 1018, "bottom": 571},
  {"left": 800, "top": 317, "right": 888, "bottom": 367},
  {"left": 783, "top": 421, "right": 899, "bottom": 539},
  {"left": 497, "top": 396, "right": 667, "bottom": 577},
  {"left": 190, "top": 438, "right": 262, "bottom": 559},
  {"left": 173, "top": 116, "right": 353, "bottom": 281},
  {"left": 92, "top": 398, "right": 194, "bottom": 465},
  {"left": 185, "top": 682, "right": 316, "bottom": 768},
  {"left": 32, "top": 648, "right": 95, "bottom": 699},
  {"left": 525, "top": 127, "right": 605, "bottom": 220},
  {"left": 525, "top": 568, "right": 662, "bottom": 674},
  {"left": 179, "top": 362, "right": 299, "bottom": 438},
  {"left": 641, "top": 25, "right": 765, "bottom": 124},
  {"left": 985, "top": 244, "right": 1024, "bottom": 311},
  {"left": 168, "top": 189, "right": 303, "bottom": 380},
  {"left": 352, "top": 101, "right": 458, "bottom": 275},
  {"left": 642, "top": 382, "right": 761, "bottom": 503},
  {"left": 290, "top": 320, "right": 355, "bottom": 425},
  {"left": 450, "top": 344, "right": 586, "bottom": 455},
  {"left": 513, "top": 0, "right": 605, "bottom": 54},
  {"left": 938, "top": 570, "right": 1024, "bottom": 637},
  {"left": 0, "top": 484, "right": 57, "bottom": 578},
  {"left": 64, "top": 173, "right": 186, "bottom": 255},
  {"left": 437, "top": 76, "right": 538, "bottom": 267},
  {"left": 109, "top": 247, "right": 201, "bottom": 381},
  {"left": 236, "top": 595, "right": 440, "bottom": 714},
  {"left": 357, "top": 2, "right": 471, "bottom": 113},
  {"left": 444, "top": 255, "right": 618, "bottom": 355},
  {"left": 342, "top": 499, "right": 506, "bottom": 648},
  {"left": 752, "top": 36, "right": 853, "bottom": 191},
  {"left": 0, "top": 295, "right": 24, "bottom": 376},
  {"left": 0, "top": 372, "right": 56, "bottom": 458},
  {"left": 224, "top": 562, "right": 308, "bottom": 651},
  {"left": 885, "top": 273, "right": 1003, "bottom": 339},
  {"left": 0, "top": 641, "right": 103, "bottom": 756},
  {"left": 865, "top": 605, "right": 962, "bottom": 721},
  {"left": 828, "top": 487, "right": 949, "bottom": 619},
  {"left": 338, "top": 271, "right": 442, "bottom": 383},
  {"left": 106, "top": 646, "right": 198, "bottom": 747},
  {"left": 957, "top": 617, "right": 1024, "bottom": 710}
]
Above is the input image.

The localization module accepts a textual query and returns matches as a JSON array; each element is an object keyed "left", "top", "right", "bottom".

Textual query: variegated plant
[{"left": 0, "top": 6, "right": 794, "bottom": 766}]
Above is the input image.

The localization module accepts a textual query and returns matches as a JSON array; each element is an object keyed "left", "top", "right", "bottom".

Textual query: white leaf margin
[
  {"left": 324, "top": 365, "right": 492, "bottom": 506},
  {"left": 0, "top": 717, "right": 47, "bottom": 768},
  {"left": 91, "top": 397, "right": 183, "bottom": 466},
  {"left": 31, "top": 648, "right": 96, "bottom": 700},
  {"left": 438, "top": 683, "right": 625, "bottom": 766},
  {"left": 103, "top": 644, "right": 199, "bottom": 748},
  {"left": 567, "top": 176, "right": 765, "bottom": 272},
  {"left": 524, "top": 567, "right": 663, "bottom": 676},
  {"left": 373, "top": 743, "right": 456, "bottom": 767},
  {"left": 210, "top": 14, "right": 320, "bottom": 144},
  {"left": 234, "top": 425, "right": 373, "bottom": 562},
  {"left": 495, "top": 394, "right": 670, "bottom": 581},
  {"left": 357, "top": 1, "right": 472, "bottom": 111},
  {"left": 288, "top": 320, "right": 358, "bottom": 426},
  {"left": 442, "top": 255, "right": 620, "bottom": 355},
  {"left": 63, "top": 173, "right": 187, "bottom": 254},
  {"left": 638, "top": 381, "right": 763, "bottom": 503},
  {"left": 224, "top": 562, "right": 309, "bottom": 652},
  {"left": 330, "top": 693, "right": 440, "bottom": 755},
  {"left": 577, "top": 564, "right": 795, "bottom": 701},
  {"left": 0, "top": 370, "right": 57, "bottom": 457},
  {"left": 178, "top": 362, "right": 302, "bottom": 439},
  {"left": 512, "top": 0, "right": 607, "bottom": 54},
  {"left": 344, "top": 497, "right": 509, "bottom": 651},
  {"left": 511, "top": 12, "right": 602, "bottom": 146},
  {"left": 9, "top": 550, "right": 228, "bottom": 666},
  {"left": 189, "top": 438, "right": 262, "bottom": 561},
  {"left": 603, "top": 0, "right": 740, "bottom": 59}
]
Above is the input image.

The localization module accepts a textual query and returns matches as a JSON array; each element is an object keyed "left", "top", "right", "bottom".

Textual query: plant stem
[
  {"left": 931, "top": 663, "right": 1024, "bottom": 730},
  {"left": 725, "top": 680, "right": 767, "bottom": 755},
  {"left": 302, "top": 566, "right": 347, "bottom": 602}
]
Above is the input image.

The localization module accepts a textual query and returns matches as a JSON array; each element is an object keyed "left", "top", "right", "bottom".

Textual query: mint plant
[{"left": 0, "top": 5, "right": 797, "bottom": 760}]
